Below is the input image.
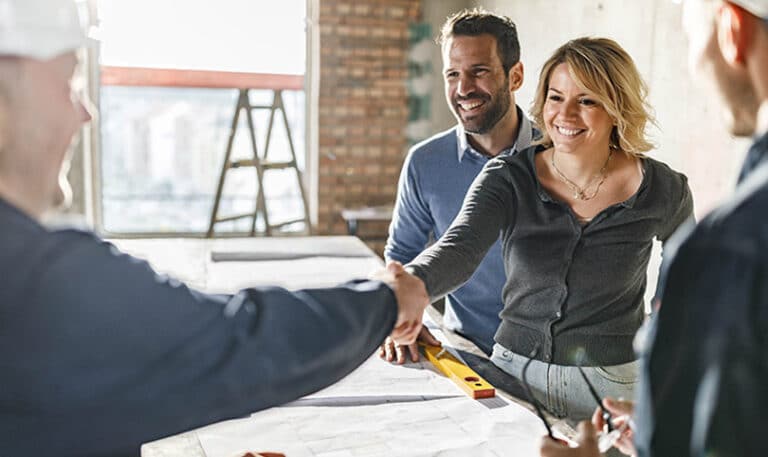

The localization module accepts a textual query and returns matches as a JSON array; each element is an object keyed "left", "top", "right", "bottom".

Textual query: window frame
[{"left": 81, "top": 0, "right": 316, "bottom": 238}]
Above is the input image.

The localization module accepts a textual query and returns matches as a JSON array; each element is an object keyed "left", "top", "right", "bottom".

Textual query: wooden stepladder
[{"left": 207, "top": 88, "right": 310, "bottom": 237}]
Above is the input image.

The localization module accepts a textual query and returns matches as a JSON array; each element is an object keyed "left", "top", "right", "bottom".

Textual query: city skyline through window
[{"left": 97, "top": 0, "right": 307, "bottom": 234}]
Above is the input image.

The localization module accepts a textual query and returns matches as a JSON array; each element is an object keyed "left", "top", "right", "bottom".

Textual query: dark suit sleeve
[{"left": 11, "top": 231, "right": 397, "bottom": 456}]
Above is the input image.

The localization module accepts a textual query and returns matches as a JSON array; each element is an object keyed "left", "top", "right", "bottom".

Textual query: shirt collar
[
  {"left": 456, "top": 105, "right": 534, "bottom": 162},
  {"left": 737, "top": 130, "right": 768, "bottom": 184}
]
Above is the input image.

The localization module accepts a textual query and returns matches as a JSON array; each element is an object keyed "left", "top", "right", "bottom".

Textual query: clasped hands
[{"left": 370, "top": 261, "right": 431, "bottom": 348}]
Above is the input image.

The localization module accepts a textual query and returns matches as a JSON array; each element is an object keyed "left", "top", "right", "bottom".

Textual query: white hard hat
[
  {"left": 0, "top": 0, "right": 89, "bottom": 60},
  {"left": 729, "top": 0, "right": 768, "bottom": 19}
]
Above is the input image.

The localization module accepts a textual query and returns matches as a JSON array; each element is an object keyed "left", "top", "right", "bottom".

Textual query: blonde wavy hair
[{"left": 530, "top": 37, "right": 655, "bottom": 157}]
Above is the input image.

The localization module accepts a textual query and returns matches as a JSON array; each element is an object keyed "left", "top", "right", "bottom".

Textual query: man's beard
[{"left": 455, "top": 85, "right": 511, "bottom": 135}]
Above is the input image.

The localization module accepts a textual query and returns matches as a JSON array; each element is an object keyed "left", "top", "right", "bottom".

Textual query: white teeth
[
  {"left": 556, "top": 126, "right": 583, "bottom": 136},
  {"left": 459, "top": 100, "right": 483, "bottom": 111}
]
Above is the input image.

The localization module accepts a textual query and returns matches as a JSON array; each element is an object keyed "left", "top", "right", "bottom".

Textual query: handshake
[{"left": 370, "top": 261, "right": 431, "bottom": 345}]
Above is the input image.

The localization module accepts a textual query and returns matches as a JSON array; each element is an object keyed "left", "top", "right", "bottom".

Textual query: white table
[
  {"left": 110, "top": 236, "right": 383, "bottom": 294},
  {"left": 108, "top": 236, "right": 553, "bottom": 456}
]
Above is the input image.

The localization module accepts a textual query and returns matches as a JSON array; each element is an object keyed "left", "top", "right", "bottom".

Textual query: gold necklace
[{"left": 551, "top": 149, "right": 613, "bottom": 201}]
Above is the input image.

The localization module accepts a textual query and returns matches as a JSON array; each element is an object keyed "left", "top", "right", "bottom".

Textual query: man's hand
[
  {"left": 539, "top": 421, "right": 600, "bottom": 457},
  {"left": 592, "top": 398, "right": 636, "bottom": 456},
  {"left": 379, "top": 325, "right": 442, "bottom": 364},
  {"left": 370, "top": 261, "right": 429, "bottom": 345}
]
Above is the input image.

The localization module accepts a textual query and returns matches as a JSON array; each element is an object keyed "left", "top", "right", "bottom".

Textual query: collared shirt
[
  {"left": 408, "top": 145, "right": 693, "bottom": 365},
  {"left": 455, "top": 109, "right": 535, "bottom": 163},
  {"left": 635, "top": 130, "right": 768, "bottom": 457},
  {"left": 385, "top": 106, "right": 536, "bottom": 354}
]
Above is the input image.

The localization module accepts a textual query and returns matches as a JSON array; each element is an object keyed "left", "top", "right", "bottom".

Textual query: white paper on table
[
  {"left": 304, "top": 355, "right": 461, "bottom": 401},
  {"left": 197, "top": 396, "right": 547, "bottom": 457}
]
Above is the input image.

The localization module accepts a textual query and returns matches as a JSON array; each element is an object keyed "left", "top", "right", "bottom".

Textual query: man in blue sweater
[
  {"left": 0, "top": 1, "right": 430, "bottom": 455},
  {"left": 383, "top": 9, "right": 536, "bottom": 362}
]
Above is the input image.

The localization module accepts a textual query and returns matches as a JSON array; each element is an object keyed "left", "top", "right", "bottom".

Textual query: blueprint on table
[
  {"left": 197, "top": 395, "right": 545, "bottom": 457},
  {"left": 196, "top": 353, "right": 545, "bottom": 457}
]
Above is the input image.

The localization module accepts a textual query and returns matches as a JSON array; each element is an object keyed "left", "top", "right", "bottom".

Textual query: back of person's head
[
  {"left": 531, "top": 37, "right": 654, "bottom": 157},
  {"left": 438, "top": 8, "right": 520, "bottom": 75}
]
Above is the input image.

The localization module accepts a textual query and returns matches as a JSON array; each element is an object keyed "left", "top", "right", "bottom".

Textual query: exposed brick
[
  {"left": 383, "top": 165, "right": 400, "bottom": 175},
  {"left": 353, "top": 4, "right": 371, "bottom": 15},
  {"left": 317, "top": 0, "right": 419, "bottom": 251},
  {"left": 336, "top": 3, "right": 352, "bottom": 14},
  {"left": 389, "top": 7, "right": 406, "bottom": 19}
]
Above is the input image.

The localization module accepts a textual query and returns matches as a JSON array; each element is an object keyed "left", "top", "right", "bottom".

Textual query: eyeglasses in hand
[{"left": 521, "top": 345, "right": 631, "bottom": 452}]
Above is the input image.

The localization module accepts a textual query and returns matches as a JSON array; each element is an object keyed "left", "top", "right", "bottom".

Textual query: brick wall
[{"left": 317, "top": 0, "right": 421, "bottom": 255}]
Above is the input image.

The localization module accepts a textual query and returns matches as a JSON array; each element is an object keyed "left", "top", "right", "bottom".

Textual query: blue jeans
[{"left": 491, "top": 343, "right": 638, "bottom": 421}]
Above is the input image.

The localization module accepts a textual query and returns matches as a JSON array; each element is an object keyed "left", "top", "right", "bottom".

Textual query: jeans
[{"left": 491, "top": 343, "right": 638, "bottom": 421}]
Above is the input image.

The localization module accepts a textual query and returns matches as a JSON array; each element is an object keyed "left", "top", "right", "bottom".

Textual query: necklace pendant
[{"left": 574, "top": 192, "right": 583, "bottom": 200}]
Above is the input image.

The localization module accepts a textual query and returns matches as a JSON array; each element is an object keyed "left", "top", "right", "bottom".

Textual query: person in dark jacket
[
  {"left": 540, "top": 1, "right": 768, "bottom": 456},
  {"left": 0, "top": 1, "right": 429, "bottom": 456}
]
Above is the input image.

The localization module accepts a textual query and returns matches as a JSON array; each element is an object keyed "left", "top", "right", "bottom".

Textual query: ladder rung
[
  {"left": 228, "top": 160, "right": 295, "bottom": 170},
  {"left": 262, "top": 161, "right": 295, "bottom": 170},
  {"left": 208, "top": 88, "right": 308, "bottom": 238},
  {"left": 214, "top": 213, "right": 254, "bottom": 223},
  {"left": 229, "top": 159, "right": 257, "bottom": 168},
  {"left": 269, "top": 218, "right": 307, "bottom": 229}
]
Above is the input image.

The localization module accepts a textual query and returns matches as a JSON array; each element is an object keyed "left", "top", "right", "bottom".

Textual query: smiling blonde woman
[{"left": 531, "top": 37, "right": 655, "bottom": 157}]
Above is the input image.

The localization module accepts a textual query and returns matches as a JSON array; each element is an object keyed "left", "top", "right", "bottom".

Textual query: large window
[{"left": 96, "top": 0, "right": 307, "bottom": 235}]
